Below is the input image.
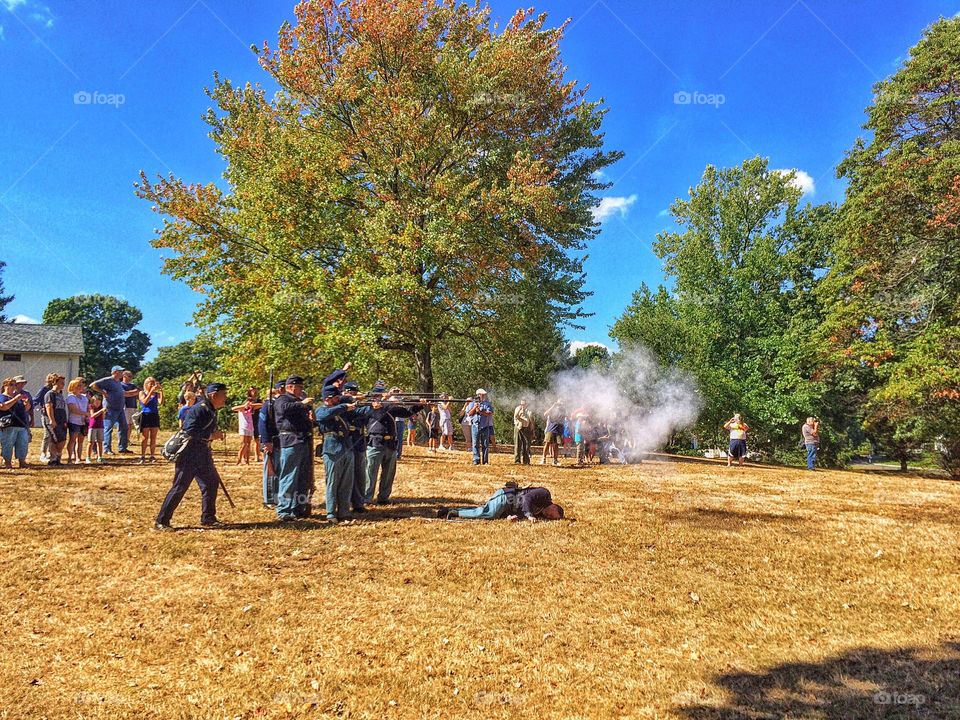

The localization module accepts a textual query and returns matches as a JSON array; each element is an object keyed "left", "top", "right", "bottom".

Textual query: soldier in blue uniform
[
  {"left": 341, "top": 381, "right": 369, "bottom": 513},
  {"left": 274, "top": 376, "right": 315, "bottom": 521},
  {"left": 154, "top": 382, "right": 228, "bottom": 530},
  {"left": 364, "top": 385, "right": 425, "bottom": 505},
  {"left": 315, "top": 385, "right": 369, "bottom": 522},
  {"left": 464, "top": 389, "right": 495, "bottom": 465},
  {"left": 257, "top": 380, "right": 285, "bottom": 508}
]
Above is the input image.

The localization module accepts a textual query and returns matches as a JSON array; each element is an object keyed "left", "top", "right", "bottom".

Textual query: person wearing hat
[
  {"left": 90, "top": 366, "right": 140, "bottom": 456},
  {"left": 315, "top": 384, "right": 371, "bottom": 522},
  {"left": 274, "top": 376, "right": 316, "bottom": 521},
  {"left": 0, "top": 377, "right": 32, "bottom": 469},
  {"left": 120, "top": 370, "right": 140, "bottom": 453},
  {"left": 439, "top": 483, "right": 565, "bottom": 522},
  {"left": 341, "top": 381, "right": 369, "bottom": 513},
  {"left": 257, "top": 380, "right": 286, "bottom": 508},
  {"left": 155, "top": 382, "right": 228, "bottom": 530},
  {"left": 364, "top": 384, "right": 425, "bottom": 505},
  {"left": 464, "top": 389, "right": 494, "bottom": 465},
  {"left": 513, "top": 399, "right": 533, "bottom": 465}
]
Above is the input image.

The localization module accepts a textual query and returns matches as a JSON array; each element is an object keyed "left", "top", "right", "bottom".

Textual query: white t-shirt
[{"left": 66, "top": 393, "right": 89, "bottom": 425}]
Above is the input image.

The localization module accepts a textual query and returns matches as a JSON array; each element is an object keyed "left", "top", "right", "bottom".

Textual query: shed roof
[{"left": 0, "top": 324, "right": 85, "bottom": 355}]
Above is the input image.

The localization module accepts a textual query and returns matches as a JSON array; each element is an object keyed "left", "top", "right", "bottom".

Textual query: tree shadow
[
  {"left": 661, "top": 506, "right": 806, "bottom": 529},
  {"left": 677, "top": 642, "right": 960, "bottom": 719}
]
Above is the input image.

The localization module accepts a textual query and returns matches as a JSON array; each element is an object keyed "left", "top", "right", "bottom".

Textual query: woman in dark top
[
  {"left": 138, "top": 377, "right": 164, "bottom": 463},
  {"left": 44, "top": 375, "right": 68, "bottom": 466},
  {"left": 0, "top": 377, "right": 32, "bottom": 469}
]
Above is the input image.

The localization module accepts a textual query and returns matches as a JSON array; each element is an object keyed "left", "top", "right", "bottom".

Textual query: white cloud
[
  {"left": 0, "top": 25, "right": 5, "bottom": 40},
  {"left": 773, "top": 168, "right": 815, "bottom": 196},
  {"left": 592, "top": 194, "right": 638, "bottom": 222},
  {"left": 1, "top": 1, "right": 53, "bottom": 28},
  {"left": 12, "top": 314, "right": 39, "bottom": 324},
  {"left": 657, "top": 208, "right": 670, "bottom": 218},
  {"left": 568, "top": 340, "right": 610, "bottom": 357}
]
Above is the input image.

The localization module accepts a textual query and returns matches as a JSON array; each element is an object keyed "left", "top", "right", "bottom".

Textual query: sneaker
[
  {"left": 200, "top": 518, "right": 225, "bottom": 528},
  {"left": 84, "top": 458, "right": 92, "bottom": 464},
  {"left": 445, "top": 509, "right": 459, "bottom": 520},
  {"left": 278, "top": 514, "right": 297, "bottom": 522},
  {"left": 96, "top": 457, "right": 104, "bottom": 463},
  {"left": 148, "top": 456, "right": 157, "bottom": 463},
  {"left": 137, "top": 458, "right": 146, "bottom": 465},
  {"left": 326, "top": 516, "right": 339, "bottom": 524},
  {"left": 539, "top": 458, "right": 546, "bottom": 465},
  {"left": 436, "top": 507, "right": 450, "bottom": 518},
  {"left": 553, "top": 459, "right": 560, "bottom": 466},
  {"left": 153, "top": 522, "right": 173, "bottom": 531}
]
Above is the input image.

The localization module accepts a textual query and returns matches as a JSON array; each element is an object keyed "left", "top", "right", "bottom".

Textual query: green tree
[
  {"left": 826, "top": 16, "right": 960, "bottom": 477},
  {"left": 136, "top": 0, "right": 620, "bottom": 393},
  {"left": 135, "top": 339, "right": 220, "bottom": 386},
  {"left": 612, "top": 157, "right": 844, "bottom": 461},
  {"left": 0, "top": 261, "right": 13, "bottom": 323},
  {"left": 572, "top": 343, "right": 611, "bottom": 370},
  {"left": 43, "top": 295, "right": 151, "bottom": 379}
]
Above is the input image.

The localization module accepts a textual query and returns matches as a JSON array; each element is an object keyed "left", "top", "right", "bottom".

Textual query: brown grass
[{"left": 1, "top": 437, "right": 958, "bottom": 719}]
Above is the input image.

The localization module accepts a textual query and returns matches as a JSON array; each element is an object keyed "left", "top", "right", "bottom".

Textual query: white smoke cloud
[{"left": 497, "top": 345, "right": 701, "bottom": 460}]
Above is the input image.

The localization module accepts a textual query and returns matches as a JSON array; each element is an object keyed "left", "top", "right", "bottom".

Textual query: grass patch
[{"left": 1, "top": 438, "right": 958, "bottom": 718}]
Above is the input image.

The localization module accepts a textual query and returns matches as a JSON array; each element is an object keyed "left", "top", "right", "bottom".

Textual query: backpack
[{"left": 161, "top": 402, "right": 217, "bottom": 461}]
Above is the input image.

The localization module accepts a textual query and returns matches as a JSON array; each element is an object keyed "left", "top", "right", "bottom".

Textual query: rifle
[{"left": 219, "top": 476, "right": 236, "bottom": 508}]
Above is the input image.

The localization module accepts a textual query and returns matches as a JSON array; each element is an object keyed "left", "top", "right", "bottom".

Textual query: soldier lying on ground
[{"left": 437, "top": 482, "right": 564, "bottom": 521}]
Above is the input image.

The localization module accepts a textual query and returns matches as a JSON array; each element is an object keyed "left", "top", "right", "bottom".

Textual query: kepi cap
[
  {"left": 285, "top": 376, "right": 305, "bottom": 386},
  {"left": 206, "top": 382, "right": 227, "bottom": 394},
  {"left": 321, "top": 385, "right": 341, "bottom": 399}
]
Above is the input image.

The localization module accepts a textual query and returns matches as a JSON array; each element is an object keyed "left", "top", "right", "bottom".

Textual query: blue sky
[{"left": 1, "top": 0, "right": 957, "bottom": 357}]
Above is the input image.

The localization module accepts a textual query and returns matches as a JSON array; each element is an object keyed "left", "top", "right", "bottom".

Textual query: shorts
[
  {"left": 729, "top": 438, "right": 747, "bottom": 459},
  {"left": 89, "top": 428, "right": 104, "bottom": 443},
  {"left": 441, "top": 419, "right": 453, "bottom": 435},
  {"left": 140, "top": 412, "right": 160, "bottom": 430},
  {"left": 428, "top": 428, "right": 440, "bottom": 440},
  {"left": 237, "top": 425, "right": 254, "bottom": 437},
  {"left": 68, "top": 422, "right": 88, "bottom": 437},
  {"left": 544, "top": 431, "right": 559, "bottom": 444}
]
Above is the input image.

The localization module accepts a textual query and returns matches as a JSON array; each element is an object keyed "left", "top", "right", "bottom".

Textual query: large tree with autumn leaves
[
  {"left": 137, "top": 0, "right": 619, "bottom": 392},
  {"left": 823, "top": 16, "right": 960, "bottom": 476}
]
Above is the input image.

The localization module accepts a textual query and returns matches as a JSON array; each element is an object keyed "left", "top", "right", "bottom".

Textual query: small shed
[{"left": 0, "top": 324, "right": 85, "bottom": 419}]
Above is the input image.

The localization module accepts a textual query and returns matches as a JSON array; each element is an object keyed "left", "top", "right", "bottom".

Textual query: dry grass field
[{"left": 1, "top": 437, "right": 958, "bottom": 720}]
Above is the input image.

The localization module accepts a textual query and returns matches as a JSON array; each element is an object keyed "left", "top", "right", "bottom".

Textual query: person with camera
[
  {"left": 465, "top": 389, "right": 494, "bottom": 465},
  {"left": 723, "top": 413, "right": 749, "bottom": 467},
  {"left": 137, "top": 377, "right": 164, "bottom": 463},
  {"left": 0, "top": 377, "right": 31, "bottom": 469},
  {"left": 155, "top": 382, "right": 228, "bottom": 530},
  {"left": 801, "top": 416, "right": 821, "bottom": 470}
]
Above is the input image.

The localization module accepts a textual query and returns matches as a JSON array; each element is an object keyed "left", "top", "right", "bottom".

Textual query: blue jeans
[
  {"left": 457, "top": 489, "right": 511, "bottom": 520},
  {"left": 806, "top": 443, "right": 818, "bottom": 470},
  {"left": 276, "top": 443, "right": 311, "bottom": 518},
  {"left": 103, "top": 408, "right": 127, "bottom": 453},
  {"left": 471, "top": 425, "right": 491, "bottom": 464},
  {"left": 365, "top": 445, "right": 397, "bottom": 503},
  {"left": 323, "top": 450, "right": 354, "bottom": 519},
  {"left": 1, "top": 426, "right": 29, "bottom": 463}
]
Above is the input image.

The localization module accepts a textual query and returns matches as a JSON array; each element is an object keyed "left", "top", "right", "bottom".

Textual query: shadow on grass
[
  {"left": 662, "top": 506, "right": 805, "bottom": 528},
  {"left": 677, "top": 642, "right": 960, "bottom": 719}
]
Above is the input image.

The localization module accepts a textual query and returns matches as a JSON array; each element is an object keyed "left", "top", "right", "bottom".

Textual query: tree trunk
[
  {"left": 414, "top": 344, "right": 435, "bottom": 394},
  {"left": 899, "top": 457, "right": 908, "bottom": 472}
]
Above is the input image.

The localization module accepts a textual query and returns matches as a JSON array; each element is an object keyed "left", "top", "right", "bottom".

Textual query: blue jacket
[{"left": 315, "top": 403, "right": 366, "bottom": 458}]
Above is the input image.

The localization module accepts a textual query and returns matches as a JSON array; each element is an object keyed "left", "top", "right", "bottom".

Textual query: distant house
[{"left": 0, "top": 324, "right": 85, "bottom": 420}]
